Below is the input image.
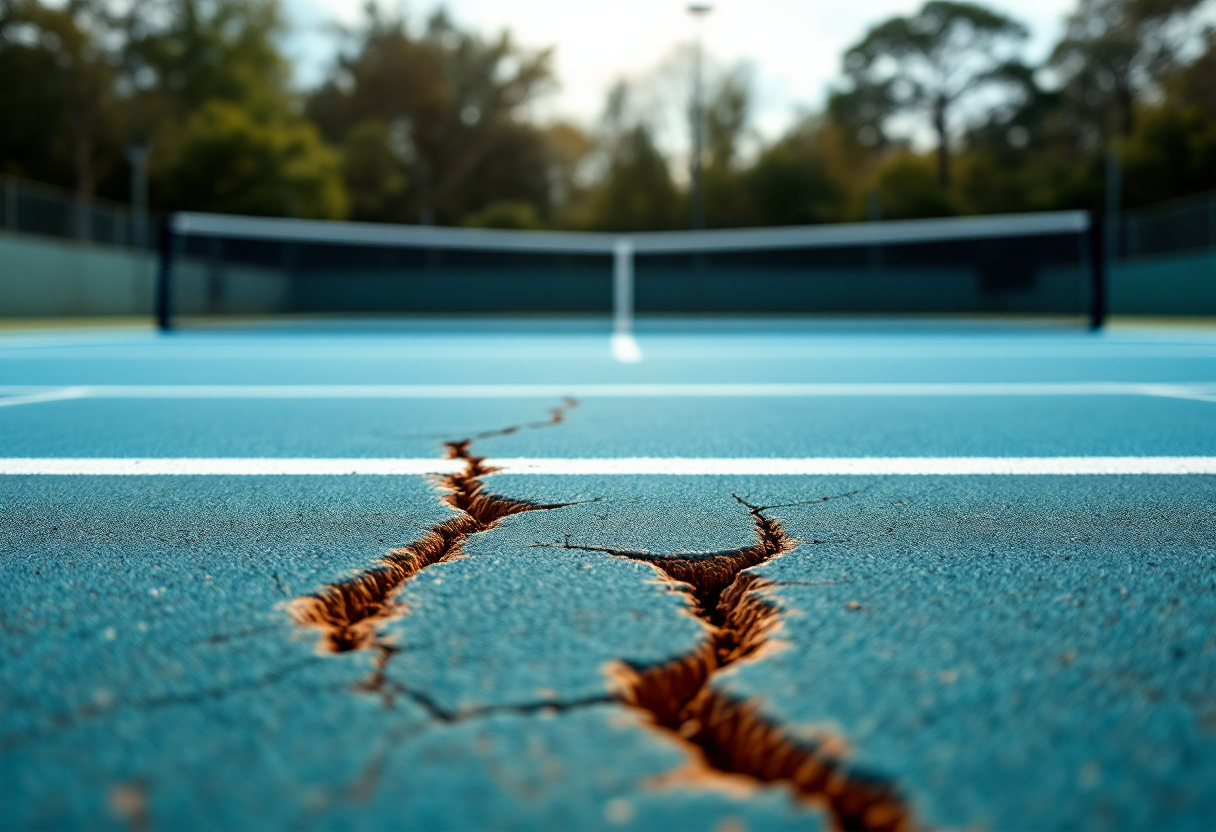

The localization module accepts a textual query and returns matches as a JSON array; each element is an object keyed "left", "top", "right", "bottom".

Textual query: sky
[{"left": 285, "top": 0, "right": 1078, "bottom": 144}]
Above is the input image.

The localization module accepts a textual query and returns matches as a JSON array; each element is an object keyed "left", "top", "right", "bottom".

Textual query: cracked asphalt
[{"left": 2, "top": 320, "right": 1215, "bottom": 831}]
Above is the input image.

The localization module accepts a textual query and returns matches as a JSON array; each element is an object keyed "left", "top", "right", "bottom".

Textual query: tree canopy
[
  {"left": 1, "top": 0, "right": 1213, "bottom": 228},
  {"left": 833, "top": 1, "right": 1029, "bottom": 187}
]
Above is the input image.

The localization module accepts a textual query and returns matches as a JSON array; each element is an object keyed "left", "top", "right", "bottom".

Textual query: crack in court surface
[
  {"left": 288, "top": 402, "right": 912, "bottom": 831},
  {"left": 542, "top": 495, "right": 911, "bottom": 832},
  {"left": 289, "top": 398, "right": 581, "bottom": 660}
]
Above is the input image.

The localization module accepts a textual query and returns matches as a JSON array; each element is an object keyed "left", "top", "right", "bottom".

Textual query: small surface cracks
[
  {"left": 464, "top": 397, "right": 578, "bottom": 443},
  {"left": 354, "top": 643, "right": 613, "bottom": 721},
  {"left": 1, "top": 657, "right": 321, "bottom": 752}
]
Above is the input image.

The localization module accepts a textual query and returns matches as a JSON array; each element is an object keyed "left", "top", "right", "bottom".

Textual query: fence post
[{"left": 1088, "top": 212, "right": 1106, "bottom": 330}]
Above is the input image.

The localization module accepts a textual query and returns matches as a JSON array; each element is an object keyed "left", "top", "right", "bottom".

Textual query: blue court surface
[{"left": 2, "top": 319, "right": 1215, "bottom": 832}]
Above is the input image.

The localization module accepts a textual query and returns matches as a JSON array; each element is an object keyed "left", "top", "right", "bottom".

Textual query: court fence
[
  {"left": 1118, "top": 191, "right": 1216, "bottom": 259},
  {"left": 0, "top": 174, "right": 157, "bottom": 251}
]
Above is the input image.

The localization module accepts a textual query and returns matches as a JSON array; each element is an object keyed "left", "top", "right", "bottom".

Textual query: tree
[
  {"left": 1115, "top": 33, "right": 1216, "bottom": 206},
  {"left": 152, "top": 99, "right": 346, "bottom": 218},
  {"left": 340, "top": 119, "right": 409, "bottom": 220},
  {"left": 463, "top": 200, "right": 541, "bottom": 229},
  {"left": 0, "top": 0, "right": 120, "bottom": 203},
  {"left": 590, "top": 124, "right": 682, "bottom": 232},
  {"left": 700, "top": 67, "right": 756, "bottom": 227},
  {"left": 1162, "top": 29, "right": 1216, "bottom": 113},
  {"left": 307, "top": 6, "right": 555, "bottom": 224},
  {"left": 1120, "top": 105, "right": 1216, "bottom": 205},
  {"left": 1050, "top": 0, "right": 1207, "bottom": 143},
  {"left": 744, "top": 118, "right": 850, "bottom": 225},
  {"left": 835, "top": 1, "right": 1028, "bottom": 187},
  {"left": 542, "top": 121, "right": 592, "bottom": 226},
  {"left": 875, "top": 152, "right": 961, "bottom": 218},
  {"left": 123, "top": 0, "right": 290, "bottom": 121}
]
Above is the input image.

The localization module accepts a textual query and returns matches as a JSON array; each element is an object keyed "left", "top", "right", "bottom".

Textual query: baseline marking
[
  {"left": 1, "top": 382, "right": 1216, "bottom": 404},
  {"left": 0, "top": 387, "right": 91, "bottom": 409},
  {"left": 2, "top": 458, "right": 1215, "bottom": 476}
]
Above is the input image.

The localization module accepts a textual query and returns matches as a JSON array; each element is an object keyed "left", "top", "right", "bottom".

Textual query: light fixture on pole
[{"left": 688, "top": 3, "right": 712, "bottom": 230}]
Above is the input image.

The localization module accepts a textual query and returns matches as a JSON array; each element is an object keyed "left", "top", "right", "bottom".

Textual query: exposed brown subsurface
[
  {"left": 289, "top": 403, "right": 908, "bottom": 830},
  {"left": 590, "top": 495, "right": 912, "bottom": 832},
  {"left": 289, "top": 400, "right": 578, "bottom": 653}
]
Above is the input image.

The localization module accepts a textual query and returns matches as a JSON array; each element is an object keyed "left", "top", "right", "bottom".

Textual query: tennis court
[{"left": 2, "top": 314, "right": 1215, "bottom": 831}]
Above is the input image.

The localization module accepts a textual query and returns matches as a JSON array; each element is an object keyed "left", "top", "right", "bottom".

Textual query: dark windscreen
[
  {"left": 634, "top": 230, "right": 1090, "bottom": 315},
  {"left": 171, "top": 235, "right": 613, "bottom": 317}
]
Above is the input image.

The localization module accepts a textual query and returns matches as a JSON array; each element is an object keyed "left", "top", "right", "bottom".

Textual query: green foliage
[
  {"left": 1121, "top": 105, "right": 1216, "bottom": 206},
  {"left": 875, "top": 153, "right": 961, "bottom": 218},
  {"left": 745, "top": 141, "right": 845, "bottom": 225},
  {"left": 2, "top": 0, "right": 1215, "bottom": 231},
  {"left": 1050, "top": 0, "right": 1205, "bottom": 142},
  {"left": 152, "top": 99, "right": 346, "bottom": 218},
  {"left": 704, "top": 69, "right": 750, "bottom": 170},
  {"left": 836, "top": 1, "right": 1029, "bottom": 186},
  {"left": 463, "top": 200, "right": 541, "bottom": 230},
  {"left": 306, "top": 6, "right": 555, "bottom": 224},
  {"left": 698, "top": 70, "right": 756, "bottom": 227},
  {"left": 0, "top": 0, "right": 121, "bottom": 191},
  {"left": 340, "top": 119, "right": 409, "bottom": 221},
  {"left": 129, "top": 0, "right": 290, "bottom": 121},
  {"left": 590, "top": 126, "right": 682, "bottom": 232}
]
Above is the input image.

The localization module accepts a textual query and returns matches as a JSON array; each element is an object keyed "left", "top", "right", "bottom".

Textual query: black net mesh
[
  {"left": 634, "top": 231, "right": 1090, "bottom": 315},
  {"left": 164, "top": 215, "right": 1094, "bottom": 323}
]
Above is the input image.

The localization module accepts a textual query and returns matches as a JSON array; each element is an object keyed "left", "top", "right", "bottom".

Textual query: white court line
[
  {"left": 0, "top": 458, "right": 465, "bottom": 475},
  {"left": 490, "top": 457, "right": 1216, "bottom": 475},
  {"left": 610, "top": 333, "right": 644, "bottom": 363},
  {"left": 0, "top": 387, "right": 91, "bottom": 409},
  {"left": 2, "top": 457, "right": 1215, "bottom": 475},
  {"left": 1, "top": 382, "right": 1216, "bottom": 402}
]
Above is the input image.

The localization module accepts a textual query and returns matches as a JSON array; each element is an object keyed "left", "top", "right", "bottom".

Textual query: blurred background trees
[
  {"left": 1, "top": 0, "right": 1213, "bottom": 227},
  {"left": 833, "top": 1, "right": 1029, "bottom": 188}
]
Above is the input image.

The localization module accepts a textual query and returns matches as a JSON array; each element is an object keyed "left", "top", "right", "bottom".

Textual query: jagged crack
[
  {"left": 552, "top": 493, "right": 911, "bottom": 832},
  {"left": 289, "top": 399, "right": 579, "bottom": 654},
  {"left": 287, "top": 407, "right": 909, "bottom": 830}
]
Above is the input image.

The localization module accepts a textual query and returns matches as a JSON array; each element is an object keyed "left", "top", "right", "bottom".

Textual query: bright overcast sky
[{"left": 286, "top": 0, "right": 1076, "bottom": 142}]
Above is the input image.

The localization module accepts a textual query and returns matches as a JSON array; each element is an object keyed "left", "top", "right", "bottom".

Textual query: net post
[
  {"left": 613, "top": 237, "right": 634, "bottom": 336},
  {"left": 156, "top": 215, "right": 177, "bottom": 331},
  {"left": 1088, "top": 211, "right": 1106, "bottom": 331}
]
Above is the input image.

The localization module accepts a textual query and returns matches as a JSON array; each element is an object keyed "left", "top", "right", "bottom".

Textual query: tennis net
[{"left": 158, "top": 210, "right": 1103, "bottom": 331}]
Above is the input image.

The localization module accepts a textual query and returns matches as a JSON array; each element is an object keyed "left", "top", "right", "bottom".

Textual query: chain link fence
[
  {"left": 1119, "top": 191, "right": 1216, "bottom": 259},
  {"left": 0, "top": 175, "right": 156, "bottom": 250}
]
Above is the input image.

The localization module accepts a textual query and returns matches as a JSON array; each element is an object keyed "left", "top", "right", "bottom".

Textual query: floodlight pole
[{"left": 688, "top": 3, "right": 712, "bottom": 230}]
